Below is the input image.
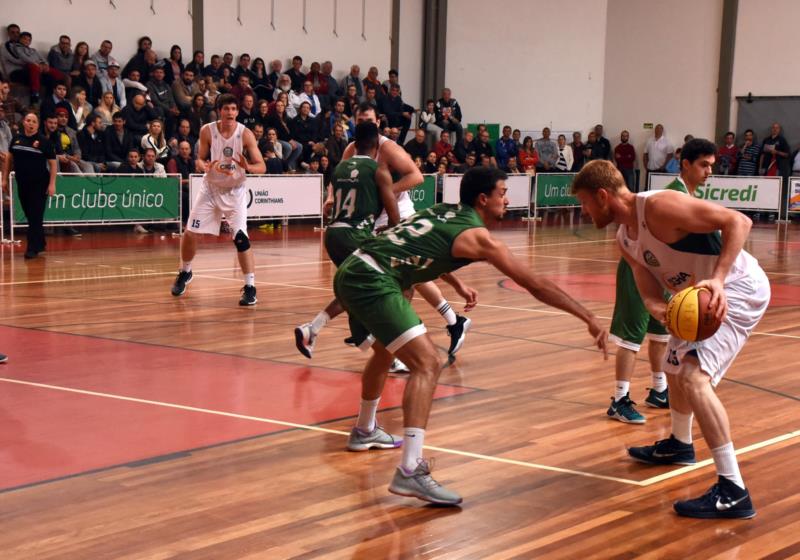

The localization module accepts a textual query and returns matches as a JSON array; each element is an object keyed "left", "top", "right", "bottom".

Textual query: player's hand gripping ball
[{"left": 665, "top": 286, "right": 722, "bottom": 342}]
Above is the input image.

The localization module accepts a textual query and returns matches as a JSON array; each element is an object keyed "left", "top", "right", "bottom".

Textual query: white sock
[
  {"left": 401, "top": 427, "right": 425, "bottom": 473},
  {"left": 671, "top": 410, "right": 694, "bottom": 444},
  {"left": 614, "top": 380, "right": 630, "bottom": 402},
  {"left": 355, "top": 397, "right": 380, "bottom": 433},
  {"left": 244, "top": 272, "right": 255, "bottom": 286},
  {"left": 711, "top": 442, "right": 745, "bottom": 489},
  {"left": 310, "top": 311, "right": 330, "bottom": 334},
  {"left": 651, "top": 371, "right": 668, "bottom": 392},
  {"left": 436, "top": 300, "right": 457, "bottom": 326},
  {"left": 180, "top": 261, "right": 192, "bottom": 272}
]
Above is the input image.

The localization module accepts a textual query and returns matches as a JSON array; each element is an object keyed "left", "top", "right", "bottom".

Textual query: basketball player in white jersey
[
  {"left": 171, "top": 94, "right": 266, "bottom": 305},
  {"left": 573, "top": 149, "right": 770, "bottom": 519},
  {"left": 295, "top": 102, "right": 476, "bottom": 367}
]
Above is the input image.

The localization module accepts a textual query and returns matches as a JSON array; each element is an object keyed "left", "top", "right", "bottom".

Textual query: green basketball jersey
[
  {"left": 359, "top": 203, "right": 486, "bottom": 289},
  {"left": 664, "top": 177, "right": 689, "bottom": 194},
  {"left": 331, "top": 155, "right": 382, "bottom": 230}
]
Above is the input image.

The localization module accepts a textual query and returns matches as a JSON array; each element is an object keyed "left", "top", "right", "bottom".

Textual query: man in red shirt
[
  {"left": 614, "top": 130, "right": 637, "bottom": 191},
  {"left": 433, "top": 130, "right": 455, "bottom": 162},
  {"left": 717, "top": 131, "right": 738, "bottom": 175}
]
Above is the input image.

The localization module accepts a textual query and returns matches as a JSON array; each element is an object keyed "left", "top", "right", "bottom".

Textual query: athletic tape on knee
[{"left": 233, "top": 230, "right": 250, "bottom": 252}]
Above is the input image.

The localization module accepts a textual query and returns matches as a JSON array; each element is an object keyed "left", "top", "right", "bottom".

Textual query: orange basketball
[{"left": 665, "top": 286, "right": 722, "bottom": 342}]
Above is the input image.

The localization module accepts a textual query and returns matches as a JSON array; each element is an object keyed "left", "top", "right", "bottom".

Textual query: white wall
[
  {"left": 445, "top": 0, "right": 608, "bottom": 131},
  {"left": 397, "top": 0, "right": 425, "bottom": 112},
  {"left": 602, "top": 0, "right": 722, "bottom": 167},
  {"left": 2, "top": 0, "right": 192, "bottom": 67},
  {"left": 202, "top": 0, "right": 392, "bottom": 86}
]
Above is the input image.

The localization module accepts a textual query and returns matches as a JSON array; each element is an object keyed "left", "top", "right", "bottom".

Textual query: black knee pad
[{"left": 233, "top": 230, "right": 251, "bottom": 252}]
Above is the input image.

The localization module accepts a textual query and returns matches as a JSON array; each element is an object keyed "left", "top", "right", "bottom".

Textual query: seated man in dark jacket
[
  {"left": 117, "top": 148, "right": 145, "bottom": 174},
  {"left": 77, "top": 113, "right": 107, "bottom": 172},
  {"left": 290, "top": 101, "right": 321, "bottom": 164},
  {"left": 379, "top": 84, "right": 413, "bottom": 144},
  {"left": 404, "top": 129, "right": 429, "bottom": 161},
  {"left": 121, "top": 93, "right": 157, "bottom": 145},
  {"left": 104, "top": 111, "right": 133, "bottom": 170}
]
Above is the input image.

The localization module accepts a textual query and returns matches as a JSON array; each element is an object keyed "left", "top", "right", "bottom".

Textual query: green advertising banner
[
  {"left": 12, "top": 174, "right": 180, "bottom": 224},
  {"left": 410, "top": 175, "right": 437, "bottom": 211},
  {"left": 535, "top": 173, "right": 579, "bottom": 207}
]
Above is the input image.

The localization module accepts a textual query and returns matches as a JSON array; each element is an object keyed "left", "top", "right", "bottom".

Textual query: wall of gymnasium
[
  {"left": 444, "top": 0, "right": 609, "bottom": 134},
  {"left": 397, "top": 0, "right": 425, "bottom": 113}
]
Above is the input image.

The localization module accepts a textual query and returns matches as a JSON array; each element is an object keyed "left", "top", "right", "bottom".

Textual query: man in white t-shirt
[{"left": 643, "top": 124, "right": 674, "bottom": 180}]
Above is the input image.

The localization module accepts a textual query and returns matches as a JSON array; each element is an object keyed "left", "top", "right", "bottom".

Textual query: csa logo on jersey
[
  {"left": 223, "top": 147, "right": 234, "bottom": 158},
  {"left": 643, "top": 250, "right": 660, "bottom": 267},
  {"left": 663, "top": 271, "right": 693, "bottom": 290}
]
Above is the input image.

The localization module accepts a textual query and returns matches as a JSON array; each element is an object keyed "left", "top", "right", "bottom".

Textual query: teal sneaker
[
  {"left": 346, "top": 426, "right": 403, "bottom": 451},
  {"left": 388, "top": 459, "right": 463, "bottom": 505},
  {"left": 607, "top": 394, "right": 646, "bottom": 424},
  {"left": 644, "top": 387, "right": 669, "bottom": 409}
]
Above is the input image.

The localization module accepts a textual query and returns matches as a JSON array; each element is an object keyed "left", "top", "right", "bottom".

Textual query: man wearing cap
[
  {"left": 100, "top": 60, "right": 126, "bottom": 109},
  {"left": 91, "top": 40, "right": 117, "bottom": 76},
  {"left": 75, "top": 59, "right": 103, "bottom": 107}
]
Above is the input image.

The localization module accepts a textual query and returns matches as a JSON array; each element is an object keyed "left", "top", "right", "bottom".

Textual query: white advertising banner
[
  {"left": 189, "top": 174, "right": 322, "bottom": 218},
  {"left": 648, "top": 173, "right": 782, "bottom": 211},
  {"left": 442, "top": 173, "right": 530, "bottom": 209}
]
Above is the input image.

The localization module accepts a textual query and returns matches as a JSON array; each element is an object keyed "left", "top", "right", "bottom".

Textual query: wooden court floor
[{"left": 0, "top": 217, "right": 799, "bottom": 559}]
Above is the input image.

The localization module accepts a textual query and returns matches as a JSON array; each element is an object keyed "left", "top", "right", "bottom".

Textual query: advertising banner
[
  {"left": 410, "top": 175, "right": 437, "bottom": 211},
  {"left": 789, "top": 177, "right": 800, "bottom": 213},
  {"left": 648, "top": 173, "right": 781, "bottom": 211},
  {"left": 190, "top": 174, "right": 322, "bottom": 218},
  {"left": 12, "top": 174, "right": 180, "bottom": 224},
  {"left": 442, "top": 173, "right": 530, "bottom": 209},
  {"left": 533, "top": 173, "right": 579, "bottom": 207}
]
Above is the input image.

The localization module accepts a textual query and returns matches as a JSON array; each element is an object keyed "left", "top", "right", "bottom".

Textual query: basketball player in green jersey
[
  {"left": 607, "top": 166, "right": 691, "bottom": 423},
  {"left": 295, "top": 122, "right": 399, "bottom": 357},
  {"left": 574, "top": 148, "right": 769, "bottom": 519},
  {"left": 334, "top": 167, "right": 609, "bottom": 505}
]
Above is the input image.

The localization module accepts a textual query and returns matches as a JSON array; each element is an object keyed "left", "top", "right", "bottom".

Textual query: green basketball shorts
[
  {"left": 324, "top": 224, "right": 373, "bottom": 267},
  {"left": 610, "top": 258, "right": 669, "bottom": 351}
]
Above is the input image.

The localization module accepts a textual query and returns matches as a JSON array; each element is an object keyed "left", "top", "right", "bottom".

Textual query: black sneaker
[
  {"left": 446, "top": 314, "right": 472, "bottom": 355},
  {"left": 171, "top": 270, "right": 193, "bottom": 296},
  {"left": 343, "top": 336, "right": 358, "bottom": 347},
  {"left": 674, "top": 476, "right": 755, "bottom": 519},
  {"left": 239, "top": 284, "right": 257, "bottom": 306},
  {"left": 628, "top": 434, "right": 696, "bottom": 465},
  {"left": 0, "top": 353, "right": 8, "bottom": 363},
  {"left": 644, "top": 387, "right": 669, "bottom": 409}
]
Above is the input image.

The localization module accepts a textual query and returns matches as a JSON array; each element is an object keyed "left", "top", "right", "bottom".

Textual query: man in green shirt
[{"left": 334, "top": 167, "right": 609, "bottom": 505}]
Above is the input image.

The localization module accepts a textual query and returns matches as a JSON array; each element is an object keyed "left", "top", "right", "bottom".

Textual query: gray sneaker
[
  {"left": 388, "top": 459, "right": 463, "bottom": 505},
  {"left": 346, "top": 426, "right": 403, "bottom": 451}
]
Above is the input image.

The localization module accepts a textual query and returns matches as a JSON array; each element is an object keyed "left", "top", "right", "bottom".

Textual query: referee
[{"left": 1, "top": 111, "right": 57, "bottom": 259}]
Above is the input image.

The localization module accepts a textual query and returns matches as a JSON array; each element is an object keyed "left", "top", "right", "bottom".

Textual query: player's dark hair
[
  {"left": 216, "top": 93, "right": 239, "bottom": 111},
  {"left": 355, "top": 102, "right": 376, "bottom": 117},
  {"left": 460, "top": 167, "right": 508, "bottom": 207},
  {"left": 354, "top": 122, "right": 379, "bottom": 154},
  {"left": 681, "top": 138, "right": 716, "bottom": 164}
]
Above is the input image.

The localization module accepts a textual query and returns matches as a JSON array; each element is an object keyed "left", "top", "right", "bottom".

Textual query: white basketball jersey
[
  {"left": 204, "top": 121, "right": 247, "bottom": 190},
  {"left": 617, "top": 191, "right": 762, "bottom": 294},
  {"left": 375, "top": 135, "right": 415, "bottom": 220}
]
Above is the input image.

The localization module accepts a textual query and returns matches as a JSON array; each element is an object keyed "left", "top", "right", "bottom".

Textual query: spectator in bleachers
[
  {"left": 122, "top": 92, "right": 157, "bottom": 144},
  {"left": 325, "top": 122, "right": 348, "bottom": 167},
  {"left": 614, "top": 130, "right": 636, "bottom": 189},
  {"left": 717, "top": 131, "right": 738, "bottom": 175},
  {"left": 90, "top": 40, "right": 116, "bottom": 77},
  {"left": 146, "top": 63, "right": 179, "bottom": 135},
  {"left": 0, "top": 78, "right": 22, "bottom": 122},
  {"left": 665, "top": 147, "right": 681, "bottom": 173},
  {"left": 473, "top": 129, "right": 497, "bottom": 168},
  {"left": 341, "top": 65, "right": 363, "bottom": 98},
  {"left": 117, "top": 148, "right": 143, "bottom": 174},
  {"left": 404, "top": 129, "right": 429, "bottom": 161},
  {"left": 163, "top": 45, "right": 184, "bottom": 85},
  {"left": 535, "top": 128, "right": 558, "bottom": 172},
  {"left": 140, "top": 147, "right": 166, "bottom": 176},
  {"left": 122, "top": 36, "right": 152, "bottom": 80},
  {"left": 0, "top": 24, "right": 21, "bottom": 79},
  {"left": 75, "top": 59, "right": 102, "bottom": 107},
  {"left": 382, "top": 69, "right": 400, "bottom": 96},
  {"left": 203, "top": 54, "right": 223, "bottom": 80},
  {"left": 40, "top": 81, "right": 76, "bottom": 128},
  {"left": 266, "top": 100, "right": 301, "bottom": 171},
  {"left": 262, "top": 141, "right": 284, "bottom": 174},
  {"left": 267, "top": 59, "right": 282, "bottom": 89},
  {"left": 168, "top": 118, "right": 197, "bottom": 157},
  {"left": 166, "top": 139, "right": 194, "bottom": 222},
  {"left": 435, "top": 88, "right": 463, "bottom": 143},
  {"left": 583, "top": 130, "right": 600, "bottom": 164},
  {"left": 518, "top": 136, "right": 539, "bottom": 173},
  {"left": 327, "top": 98, "right": 353, "bottom": 140},
  {"left": 433, "top": 130, "right": 455, "bottom": 162},
  {"left": 53, "top": 107, "right": 93, "bottom": 173},
  {"left": 570, "top": 131, "right": 585, "bottom": 172},
  {"left": 256, "top": 99, "right": 270, "bottom": 127},
  {"left": 287, "top": 55, "right": 306, "bottom": 92},
  {"left": 252, "top": 122, "right": 268, "bottom": 152},
  {"left": 305, "top": 61, "right": 322, "bottom": 89},
  {"left": 495, "top": 125, "right": 517, "bottom": 170},
  {"left": 512, "top": 129, "right": 522, "bottom": 152},
  {"left": 173, "top": 68, "right": 199, "bottom": 113},
  {"left": 555, "top": 134, "right": 573, "bottom": 171},
  {"left": 218, "top": 66, "right": 234, "bottom": 93},
  {"left": 141, "top": 118, "right": 169, "bottom": 165},
  {"left": 68, "top": 41, "right": 89, "bottom": 82},
  {"left": 68, "top": 86, "right": 92, "bottom": 130},
  {"left": 104, "top": 111, "right": 132, "bottom": 170},
  {"left": 221, "top": 52, "right": 234, "bottom": 74},
  {"left": 454, "top": 151, "right": 477, "bottom": 173},
  {"left": 342, "top": 83, "right": 359, "bottom": 116},
  {"left": 380, "top": 84, "right": 413, "bottom": 144},
  {"left": 7, "top": 32, "right": 68, "bottom": 104},
  {"left": 387, "top": 127, "right": 401, "bottom": 143},
  {"left": 199, "top": 77, "right": 218, "bottom": 107},
  {"left": 306, "top": 155, "right": 321, "bottom": 175},
  {"left": 438, "top": 156, "right": 452, "bottom": 173},
  {"left": 453, "top": 129, "right": 475, "bottom": 164},
  {"left": 123, "top": 69, "right": 147, "bottom": 106},
  {"left": 319, "top": 154, "right": 332, "bottom": 186},
  {"left": 759, "top": 122, "right": 790, "bottom": 178},
  {"left": 264, "top": 127, "right": 288, "bottom": 169},
  {"left": 504, "top": 155, "right": 520, "bottom": 174},
  {"left": 291, "top": 101, "right": 321, "bottom": 164},
  {"left": 298, "top": 80, "right": 322, "bottom": 118},
  {"left": 363, "top": 66, "right": 384, "bottom": 99},
  {"left": 643, "top": 123, "right": 673, "bottom": 177},
  {"left": 237, "top": 93, "right": 258, "bottom": 129},
  {"left": 361, "top": 85, "right": 380, "bottom": 115},
  {"left": 319, "top": 61, "right": 340, "bottom": 109},
  {"left": 233, "top": 53, "right": 253, "bottom": 82},
  {"left": 593, "top": 124, "right": 612, "bottom": 160},
  {"left": 47, "top": 35, "right": 74, "bottom": 83},
  {"left": 413, "top": 155, "right": 424, "bottom": 171},
  {"left": 100, "top": 61, "right": 126, "bottom": 109},
  {"left": 185, "top": 50, "right": 204, "bottom": 76},
  {"left": 250, "top": 57, "right": 272, "bottom": 100},
  {"left": 418, "top": 99, "right": 441, "bottom": 149},
  {"left": 77, "top": 113, "right": 106, "bottom": 172},
  {"left": 423, "top": 151, "right": 438, "bottom": 173},
  {"left": 0, "top": 103, "right": 13, "bottom": 159},
  {"left": 737, "top": 129, "right": 759, "bottom": 176}
]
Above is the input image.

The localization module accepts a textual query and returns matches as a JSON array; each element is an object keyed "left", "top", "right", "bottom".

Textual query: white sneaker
[
  {"left": 294, "top": 323, "right": 316, "bottom": 359},
  {"left": 390, "top": 358, "right": 410, "bottom": 373}
]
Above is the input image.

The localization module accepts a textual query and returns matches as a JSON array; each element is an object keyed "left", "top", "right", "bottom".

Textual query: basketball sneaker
[
  {"left": 607, "top": 394, "right": 645, "bottom": 424},
  {"left": 390, "top": 358, "right": 410, "bottom": 373},
  {"left": 446, "top": 314, "right": 472, "bottom": 355},
  {"left": 294, "top": 323, "right": 316, "bottom": 359},
  {"left": 628, "top": 435, "right": 696, "bottom": 465},
  {"left": 388, "top": 459, "right": 463, "bottom": 505},
  {"left": 239, "top": 285, "right": 257, "bottom": 306},
  {"left": 344, "top": 333, "right": 375, "bottom": 352},
  {"left": 171, "top": 270, "right": 193, "bottom": 296},
  {"left": 346, "top": 426, "right": 403, "bottom": 451},
  {"left": 673, "top": 476, "right": 756, "bottom": 519},
  {"left": 645, "top": 387, "right": 670, "bottom": 409},
  {"left": 0, "top": 354, "right": 7, "bottom": 363}
]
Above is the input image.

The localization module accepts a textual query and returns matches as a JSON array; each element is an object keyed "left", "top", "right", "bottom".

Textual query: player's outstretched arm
[
  {"left": 439, "top": 272, "right": 478, "bottom": 312},
  {"left": 376, "top": 163, "right": 400, "bottom": 227},
  {"left": 242, "top": 128, "right": 267, "bottom": 174},
  {"left": 453, "top": 229, "right": 608, "bottom": 357}
]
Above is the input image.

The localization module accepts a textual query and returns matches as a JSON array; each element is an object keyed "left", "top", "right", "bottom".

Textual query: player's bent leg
[
  {"left": 172, "top": 230, "right": 197, "bottom": 297},
  {"left": 608, "top": 346, "right": 645, "bottom": 424},
  {"left": 645, "top": 338, "right": 669, "bottom": 408},
  {"left": 414, "top": 280, "right": 471, "bottom": 356},
  {"left": 234, "top": 230, "right": 257, "bottom": 306}
]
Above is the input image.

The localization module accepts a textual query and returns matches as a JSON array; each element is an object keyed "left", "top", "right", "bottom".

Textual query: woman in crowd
[
  {"left": 423, "top": 151, "right": 438, "bottom": 173},
  {"left": 187, "top": 93, "right": 213, "bottom": 137},
  {"left": 518, "top": 136, "right": 539, "bottom": 172},
  {"left": 1, "top": 112, "right": 57, "bottom": 259},
  {"left": 264, "top": 127, "right": 284, "bottom": 163},
  {"left": 217, "top": 67, "right": 234, "bottom": 93},
  {"left": 69, "top": 86, "right": 92, "bottom": 130},
  {"left": 201, "top": 76, "right": 219, "bottom": 106},
  {"left": 141, "top": 118, "right": 169, "bottom": 165},
  {"left": 70, "top": 41, "right": 89, "bottom": 82},
  {"left": 256, "top": 99, "right": 270, "bottom": 127},
  {"left": 418, "top": 99, "right": 441, "bottom": 149},
  {"left": 185, "top": 50, "right": 204, "bottom": 75},
  {"left": 122, "top": 36, "right": 152, "bottom": 79},
  {"left": 163, "top": 45, "right": 184, "bottom": 84},
  {"left": 250, "top": 58, "right": 273, "bottom": 100},
  {"left": 265, "top": 100, "right": 301, "bottom": 171},
  {"left": 95, "top": 90, "right": 120, "bottom": 130},
  {"left": 437, "top": 156, "right": 451, "bottom": 174},
  {"left": 319, "top": 154, "right": 332, "bottom": 187}
]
